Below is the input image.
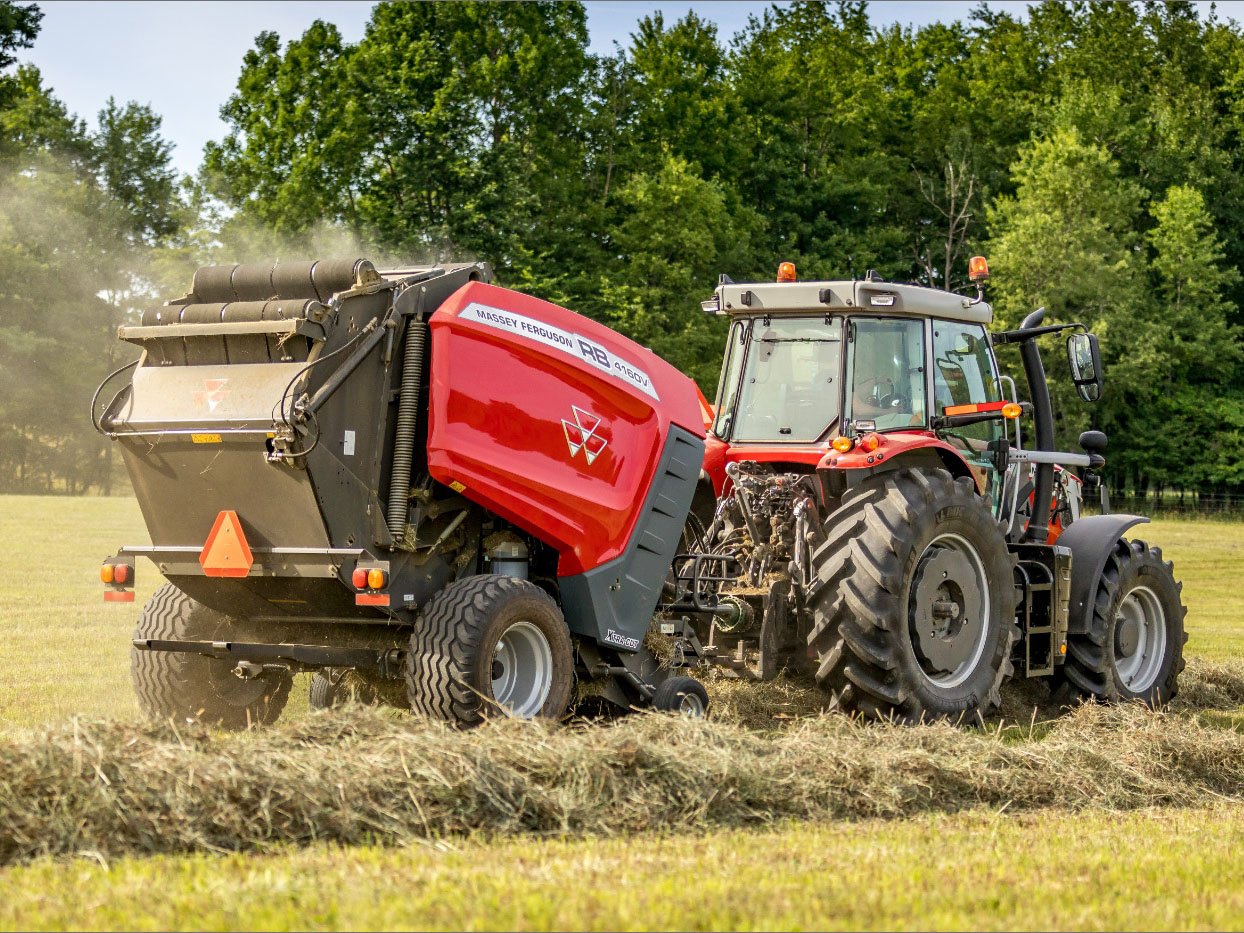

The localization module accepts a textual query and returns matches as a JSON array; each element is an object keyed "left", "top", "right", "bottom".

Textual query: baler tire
[
  {"left": 651, "top": 676, "right": 710, "bottom": 717},
  {"left": 130, "top": 583, "right": 291, "bottom": 729},
  {"left": 309, "top": 671, "right": 385, "bottom": 709},
  {"left": 1063, "top": 539, "right": 1186, "bottom": 707},
  {"left": 806, "top": 468, "right": 1020, "bottom": 724},
  {"left": 406, "top": 575, "right": 574, "bottom": 727}
]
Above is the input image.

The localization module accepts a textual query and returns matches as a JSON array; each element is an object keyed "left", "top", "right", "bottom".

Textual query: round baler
[{"left": 96, "top": 259, "right": 707, "bottom": 726}]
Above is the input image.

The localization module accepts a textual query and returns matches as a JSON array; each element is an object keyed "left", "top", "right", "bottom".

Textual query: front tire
[
  {"left": 1064, "top": 539, "right": 1186, "bottom": 706},
  {"left": 807, "top": 468, "right": 1020, "bottom": 723},
  {"left": 406, "top": 575, "right": 574, "bottom": 727},
  {"left": 131, "top": 583, "right": 291, "bottom": 729}
]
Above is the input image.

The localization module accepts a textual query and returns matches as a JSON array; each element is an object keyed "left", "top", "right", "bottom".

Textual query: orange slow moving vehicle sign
[{"left": 199, "top": 510, "right": 254, "bottom": 578}]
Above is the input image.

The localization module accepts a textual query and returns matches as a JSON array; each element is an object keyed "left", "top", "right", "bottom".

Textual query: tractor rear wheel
[
  {"left": 406, "top": 575, "right": 574, "bottom": 727},
  {"left": 131, "top": 583, "right": 291, "bottom": 728},
  {"left": 807, "top": 468, "right": 1020, "bottom": 723},
  {"left": 1063, "top": 539, "right": 1186, "bottom": 706}
]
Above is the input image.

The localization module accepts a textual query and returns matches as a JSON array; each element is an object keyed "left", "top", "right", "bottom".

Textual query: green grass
[
  {"left": 1, "top": 495, "right": 1242, "bottom": 930},
  {"left": 3, "top": 808, "right": 1244, "bottom": 931}
]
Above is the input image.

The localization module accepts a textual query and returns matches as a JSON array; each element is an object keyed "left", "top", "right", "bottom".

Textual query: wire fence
[{"left": 1106, "top": 492, "right": 1244, "bottom": 518}]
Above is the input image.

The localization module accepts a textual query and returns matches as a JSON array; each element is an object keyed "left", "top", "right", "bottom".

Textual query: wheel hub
[
  {"left": 1113, "top": 586, "right": 1168, "bottom": 691},
  {"left": 490, "top": 620, "right": 554, "bottom": 718},
  {"left": 1115, "top": 617, "right": 1140, "bottom": 657},
  {"left": 909, "top": 537, "right": 988, "bottom": 687}
]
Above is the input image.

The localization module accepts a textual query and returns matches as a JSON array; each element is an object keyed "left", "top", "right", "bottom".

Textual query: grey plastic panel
[{"left": 558, "top": 425, "right": 705, "bottom": 651}]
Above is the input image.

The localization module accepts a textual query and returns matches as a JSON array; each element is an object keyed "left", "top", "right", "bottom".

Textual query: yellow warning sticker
[
  {"left": 191, "top": 433, "right": 222, "bottom": 444},
  {"left": 449, "top": 480, "right": 467, "bottom": 493}
]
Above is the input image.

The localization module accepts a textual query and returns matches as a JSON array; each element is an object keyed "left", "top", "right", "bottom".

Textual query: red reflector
[
  {"left": 355, "top": 593, "right": 390, "bottom": 607},
  {"left": 351, "top": 567, "right": 369, "bottom": 589},
  {"left": 199, "top": 510, "right": 254, "bottom": 578},
  {"left": 104, "top": 590, "right": 135, "bottom": 603}
]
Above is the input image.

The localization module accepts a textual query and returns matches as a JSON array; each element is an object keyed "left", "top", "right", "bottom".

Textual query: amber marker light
[
  {"left": 367, "top": 568, "right": 388, "bottom": 590},
  {"left": 859, "top": 433, "right": 882, "bottom": 453},
  {"left": 832, "top": 436, "right": 855, "bottom": 453},
  {"left": 777, "top": 261, "right": 797, "bottom": 282},
  {"left": 100, "top": 563, "right": 114, "bottom": 584},
  {"left": 1002, "top": 402, "right": 1023, "bottom": 419},
  {"left": 968, "top": 256, "right": 990, "bottom": 282}
]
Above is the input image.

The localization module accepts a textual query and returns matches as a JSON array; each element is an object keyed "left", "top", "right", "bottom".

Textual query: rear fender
[
  {"left": 1057, "top": 514, "right": 1149, "bottom": 635},
  {"left": 817, "top": 434, "right": 979, "bottom": 489}
]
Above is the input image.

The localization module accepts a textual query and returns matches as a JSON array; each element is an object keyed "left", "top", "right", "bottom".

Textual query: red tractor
[{"left": 663, "top": 259, "right": 1186, "bottom": 722}]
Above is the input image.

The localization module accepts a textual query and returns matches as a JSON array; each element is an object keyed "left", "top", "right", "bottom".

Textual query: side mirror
[{"left": 1067, "top": 332, "right": 1103, "bottom": 403}]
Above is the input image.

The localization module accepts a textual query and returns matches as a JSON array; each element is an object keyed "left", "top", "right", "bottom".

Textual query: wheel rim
[
  {"left": 678, "top": 691, "right": 706, "bottom": 717},
  {"left": 1114, "top": 585, "right": 1167, "bottom": 693},
  {"left": 908, "top": 532, "right": 991, "bottom": 689},
  {"left": 490, "top": 620, "right": 554, "bottom": 718}
]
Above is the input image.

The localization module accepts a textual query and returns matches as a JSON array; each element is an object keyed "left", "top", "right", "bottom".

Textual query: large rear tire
[
  {"left": 130, "top": 583, "right": 291, "bottom": 728},
  {"left": 406, "top": 575, "right": 574, "bottom": 727},
  {"left": 1063, "top": 538, "right": 1186, "bottom": 706},
  {"left": 807, "top": 468, "right": 1020, "bottom": 723}
]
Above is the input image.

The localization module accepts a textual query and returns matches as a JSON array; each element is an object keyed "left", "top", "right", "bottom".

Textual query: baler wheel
[
  {"left": 406, "top": 575, "right": 574, "bottom": 727},
  {"left": 651, "top": 676, "right": 710, "bottom": 717},
  {"left": 806, "top": 468, "right": 1020, "bottom": 723},
  {"left": 1063, "top": 538, "right": 1186, "bottom": 706},
  {"left": 308, "top": 671, "right": 381, "bottom": 709},
  {"left": 130, "top": 583, "right": 291, "bottom": 729}
]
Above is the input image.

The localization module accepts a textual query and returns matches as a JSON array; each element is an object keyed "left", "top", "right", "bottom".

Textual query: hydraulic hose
[
  {"left": 1019, "top": 308, "right": 1055, "bottom": 543},
  {"left": 386, "top": 316, "right": 427, "bottom": 539}
]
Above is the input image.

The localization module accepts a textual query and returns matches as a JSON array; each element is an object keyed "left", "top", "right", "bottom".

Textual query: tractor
[{"left": 661, "top": 258, "right": 1186, "bottom": 722}]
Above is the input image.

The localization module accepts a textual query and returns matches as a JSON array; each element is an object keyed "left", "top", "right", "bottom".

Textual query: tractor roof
[{"left": 706, "top": 278, "right": 993, "bottom": 325}]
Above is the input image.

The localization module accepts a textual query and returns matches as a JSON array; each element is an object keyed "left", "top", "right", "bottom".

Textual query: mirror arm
[{"left": 991, "top": 321, "right": 1085, "bottom": 345}]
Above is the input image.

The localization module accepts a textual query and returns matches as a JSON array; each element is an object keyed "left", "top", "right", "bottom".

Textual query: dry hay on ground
[{"left": 0, "top": 659, "right": 1242, "bottom": 866}]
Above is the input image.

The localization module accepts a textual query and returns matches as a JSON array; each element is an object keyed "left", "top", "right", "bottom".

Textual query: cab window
[
  {"left": 712, "top": 320, "right": 748, "bottom": 437},
  {"left": 933, "top": 321, "right": 1003, "bottom": 500},
  {"left": 845, "top": 317, "right": 927, "bottom": 430}
]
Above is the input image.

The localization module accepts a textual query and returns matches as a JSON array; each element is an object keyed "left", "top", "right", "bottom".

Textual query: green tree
[
  {"left": 600, "top": 155, "right": 760, "bottom": 388},
  {"left": 93, "top": 98, "right": 179, "bottom": 242},
  {"left": 204, "top": 22, "right": 361, "bottom": 234}
]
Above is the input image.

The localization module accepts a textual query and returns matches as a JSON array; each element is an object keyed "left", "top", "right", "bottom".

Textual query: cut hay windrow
[{"left": 0, "top": 659, "right": 1242, "bottom": 867}]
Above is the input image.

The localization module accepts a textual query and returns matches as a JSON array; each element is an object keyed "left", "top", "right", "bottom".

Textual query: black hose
[
  {"left": 386, "top": 317, "right": 427, "bottom": 538},
  {"left": 1019, "top": 308, "right": 1055, "bottom": 543}
]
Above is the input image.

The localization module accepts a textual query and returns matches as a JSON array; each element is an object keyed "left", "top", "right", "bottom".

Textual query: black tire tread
[
  {"left": 808, "top": 469, "right": 1020, "bottom": 722},
  {"left": 1063, "top": 538, "right": 1187, "bottom": 705},
  {"left": 130, "top": 583, "right": 291, "bottom": 728},
  {"left": 406, "top": 575, "right": 567, "bottom": 727}
]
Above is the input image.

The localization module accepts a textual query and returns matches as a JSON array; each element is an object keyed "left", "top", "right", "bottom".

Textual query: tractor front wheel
[
  {"left": 406, "top": 575, "right": 574, "bottom": 727},
  {"left": 131, "top": 583, "right": 291, "bottom": 728},
  {"left": 1063, "top": 539, "right": 1186, "bottom": 706},
  {"left": 807, "top": 468, "right": 1020, "bottom": 723}
]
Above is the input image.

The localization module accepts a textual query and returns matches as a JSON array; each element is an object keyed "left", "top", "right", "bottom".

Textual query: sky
[{"left": 17, "top": 0, "right": 1244, "bottom": 177}]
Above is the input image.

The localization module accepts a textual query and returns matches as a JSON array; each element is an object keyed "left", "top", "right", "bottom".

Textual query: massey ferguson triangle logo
[
  {"left": 562, "top": 405, "right": 608, "bottom": 466},
  {"left": 193, "top": 379, "right": 230, "bottom": 413}
]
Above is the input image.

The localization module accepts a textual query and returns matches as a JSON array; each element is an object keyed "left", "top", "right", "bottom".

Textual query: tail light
[
  {"left": 353, "top": 563, "right": 391, "bottom": 607},
  {"left": 101, "top": 559, "right": 135, "bottom": 602}
]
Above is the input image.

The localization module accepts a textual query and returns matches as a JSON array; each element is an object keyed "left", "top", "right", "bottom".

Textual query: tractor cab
[{"left": 700, "top": 265, "right": 1013, "bottom": 504}]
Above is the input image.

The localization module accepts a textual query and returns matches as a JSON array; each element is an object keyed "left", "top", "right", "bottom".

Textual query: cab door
[{"left": 930, "top": 320, "right": 1004, "bottom": 506}]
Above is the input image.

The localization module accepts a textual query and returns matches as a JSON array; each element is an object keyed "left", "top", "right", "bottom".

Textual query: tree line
[{"left": 2, "top": 0, "right": 1243, "bottom": 499}]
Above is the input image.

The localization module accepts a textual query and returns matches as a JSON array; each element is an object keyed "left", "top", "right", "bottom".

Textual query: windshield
[{"left": 721, "top": 317, "right": 843, "bottom": 442}]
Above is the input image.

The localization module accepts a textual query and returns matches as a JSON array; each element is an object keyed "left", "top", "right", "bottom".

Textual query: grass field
[{"left": 0, "top": 495, "right": 1242, "bottom": 931}]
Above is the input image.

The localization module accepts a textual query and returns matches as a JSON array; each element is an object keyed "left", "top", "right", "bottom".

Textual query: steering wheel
[{"left": 854, "top": 376, "right": 896, "bottom": 409}]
